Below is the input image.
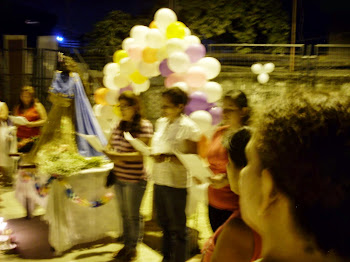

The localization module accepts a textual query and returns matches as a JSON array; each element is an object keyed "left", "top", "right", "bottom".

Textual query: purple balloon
[
  {"left": 208, "top": 107, "right": 222, "bottom": 125},
  {"left": 185, "top": 44, "right": 206, "bottom": 63},
  {"left": 185, "top": 91, "right": 210, "bottom": 115},
  {"left": 159, "top": 59, "right": 173, "bottom": 77},
  {"left": 119, "top": 85, "right": 133, "bottom": 94}
]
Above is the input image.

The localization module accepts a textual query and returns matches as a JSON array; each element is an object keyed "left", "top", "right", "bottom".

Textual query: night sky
[{"left": 2, "top": 0, "right": 350, "bottom": 44}]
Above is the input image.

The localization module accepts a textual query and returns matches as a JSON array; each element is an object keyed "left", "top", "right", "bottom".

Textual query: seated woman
[
  {"left": 13, "top": 86, "right": 47, "bottom": 153},
  {"left": 239, "top": 91, "right": 350, "bottom": 262},
  {"left": 202, "top": 127, "right": 261, "bottom": 262}
]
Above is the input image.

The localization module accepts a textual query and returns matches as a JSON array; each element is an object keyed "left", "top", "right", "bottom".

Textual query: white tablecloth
[{"left": 15, "top": 163, "right": 122, "bottom": 254}]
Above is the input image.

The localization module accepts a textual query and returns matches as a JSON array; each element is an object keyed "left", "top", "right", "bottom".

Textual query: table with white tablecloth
[{"left": 15, "top": 163, "right": 122, "bottom": 254}]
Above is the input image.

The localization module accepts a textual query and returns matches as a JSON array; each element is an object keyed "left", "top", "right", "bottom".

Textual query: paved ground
[{"left": 0, "top": 182, "right": 211, "bottom": 262}]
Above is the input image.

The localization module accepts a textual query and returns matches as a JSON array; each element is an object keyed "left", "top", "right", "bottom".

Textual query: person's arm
[
  {"left": 103, "top": 150, "right": 143, "bottom": 161},
  {"left": 27, "top": 103, "right": 47, "bottom": 127},
  {"left": 211, "top": 218, "right": 255, "bottom": 262},
  {"left": 0, "top": 103, "right": 9, "bottom": 121}
]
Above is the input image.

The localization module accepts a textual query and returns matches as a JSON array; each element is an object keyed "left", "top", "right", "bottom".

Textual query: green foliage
[{"left": 37, "top": 151, "right": 106, "bottom": 177}]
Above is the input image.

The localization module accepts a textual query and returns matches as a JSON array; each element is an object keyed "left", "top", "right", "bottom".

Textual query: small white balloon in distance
[
  {"left": 189, "top": 110, "right": 213, "bottom": 134},
  {"left": 263, "top": 62, "right": 275, "bottom": 74},
  {"left": 154, "top": 8, "right": 177, "bottom": 32},
  {"left": 202, "top": 81, "right": 222, "bottom": 103},
  {"left": 168, "top": 51, "right": 191, "bottom": 73},
  {"left": 122, "top": 38, "right": 136, "bottom": 51},
  {"left": 100, "top": 105, "right": 117, "bottom": 122},
  {"left": 166, "top": 38, "right": 186, "bottom": 55},
  {"left": 184, "top": 27, "right": 191, "bottom": 36},
  {"left": 103, "top": 75, "right": 119, "bottom": 90},
  {"left": 119, "top": 57, "right": 137, "bottom": 75},
  {"left": 146, "top": 29, "right": 165, "bottom": 49},
  {"left": 196, "top": 57, "right": 221, "bottom": 80},
  {"left": 103, "top": 62, "right": 120, "bottom": 76},
  {"left": 131, "top": 79, "right": 150, "bottom": 95},
  {"left": 105, "top": 89, "right": 119, "bottom": 105},
  {"left": 257, "top": 73, "right": 270, "bottom": 84},
  {"left": 251, "top": 63, "right": 263, "bottom": 74},
  {"left": 139, "top": 61, "right": 160, "bottom": 77},
  {"left": 171, "top": 82, "right": 189, "bottom": 93},
  {"left": 130, "top": 25, "right": 149, "bottom": 45}
]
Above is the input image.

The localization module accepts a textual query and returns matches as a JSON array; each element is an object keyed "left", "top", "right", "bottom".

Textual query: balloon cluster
[
  {"left": 95, "top": 8, "right": 224, "bottom": 134},
  {"left": 251, "top": 62, "right": 275, "bottom": 84}
]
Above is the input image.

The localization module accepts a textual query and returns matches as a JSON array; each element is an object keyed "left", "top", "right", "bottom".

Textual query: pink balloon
[
  {"left": 127, "top": 45, "right": 143, "bottom": 61},
  {"left": 208, "top": 107, "right": 222, "bottom": 125},
  {"left": 185, "top": 44, "right": 206, "bottom": 63},
  {"left": 185, "top": 66, "right": 207, "bottom": 88},
  {"left": 159, "top": 59, "right": 174, "bottom": 77},
  {"left": 165, "top": 73, "right": 185, "bottom": 88}
]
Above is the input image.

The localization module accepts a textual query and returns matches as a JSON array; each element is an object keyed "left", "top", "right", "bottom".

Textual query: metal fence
[{"left": 1, "top": 44, "right": 350, "bottom": 111}]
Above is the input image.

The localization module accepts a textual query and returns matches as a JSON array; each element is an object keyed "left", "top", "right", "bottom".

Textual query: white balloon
[
  {"left": 119, "top": 57, "right": 137, "bottom": 75},
  {"left": 251, "top": 63, "right": 263, "bottom": 74},
  {"left": 114, "top": 73, "right": 130, "bottom": 88},
  {"left": 257, "top": 73, "right": 270, "bottom": 84},
  {"left": 184, "top": 27, "right": 191, "bottom": 36},
  {"left": 93, "top": 104, "right": 103, "bottom": 117},
  {"left": 130, "top": 25, "right": 149, "bottom": 45},
  {"left": 146, "top": 29, "right": 165, "bottom": 49},
  {"left": 189, "top": 110, "right": 213, "bottom": 134},
  {"left": 131, "top": 80, "right": 150, "bottom": 95},
  {"left": 100, "top": 105, "right": 117, "bottom": 122},
  {"left": 157, "top": 47, "right": 168, "bottom": 61},
  {"left": 154, "top": 8, "right": 177, "bottom": 32},
  {"left": 122, "top": 38, "right": 136, "bottom": 51},
  {"left": 103, "top": 62, "right": 120, "bottom": 76},
  {"left": 139, "top": 61, "right": 160, "bottom": 77},
  {"left": 167, "top": 52, "right": 191, "bottom": 73},
  {"left": 103, "top": 75, "right": 119, "bottom": 90},
  {"left": 171, "top": 82, "right": 189, "bottom": 93},
  {"left": 263, "top": 62, "right": 275, "bottom": 73},
  {"left": 105, "top": 89, "right": 119, "bottom": 105},
  {"left": 184, "top": 35, "right": 200, "bottom": 47},
  {"left": 166, "top": 38, "right": 186, "bottom": 55},
  {"left": 196, "top": 57, "right": 221, "bottom": 79},
  {"left": 202, "top": 82, "right": 223, "bottom": 103}
]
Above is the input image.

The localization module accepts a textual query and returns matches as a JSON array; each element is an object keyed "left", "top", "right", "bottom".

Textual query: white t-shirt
[{"left": 151, "top": 114, "right": 201, "bottom": 188}]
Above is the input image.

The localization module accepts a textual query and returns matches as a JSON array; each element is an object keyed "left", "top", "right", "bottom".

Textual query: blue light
[{"left": 56, "top": 36, "right": 64, "bottom": 42}]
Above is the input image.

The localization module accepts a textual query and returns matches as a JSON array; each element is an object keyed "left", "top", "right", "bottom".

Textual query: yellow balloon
[
  {"left": 129, "top": 70, "right": 147, "bottom": 84},
  {"left": 142, "top": 47, "right": 158, "bottom": 63},
  {"left": 149, "top": 21, "right": 158, "bottom": 29},
  {"left": 113, "top": 50, "right": 128, "bottom": 63},
  {"left": 166, "top": 21, "right": 186, "bottom": 39},
  {"left": 113, "top": 105, "right": 122, "bottom": 118},
  {"left": 94, "top": 87, "right": 109, "bottom": 105}
]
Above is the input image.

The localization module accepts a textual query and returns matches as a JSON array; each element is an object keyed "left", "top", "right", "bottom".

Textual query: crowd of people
[{"left": 1, "top": 66, "right": 350, "bottom": 262}]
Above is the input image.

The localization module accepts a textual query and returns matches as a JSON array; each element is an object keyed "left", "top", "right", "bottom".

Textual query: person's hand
[{"left": 209, "top": 173, "right": 229, "bottom": 189}]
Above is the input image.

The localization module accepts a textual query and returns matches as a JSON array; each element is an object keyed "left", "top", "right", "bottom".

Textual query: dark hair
[
  {"left": 162, "top": 87, "right": 188, "bottom": 106},
  {"left": 118, "top": 91, "right": 142, "bottom": 134},
  {"left": 226, "top": 127, "right": 251, "bottom": 169},
  {"left": 224, "top": 90, "right": 250, "bottom": 125},
  {"left": 253, "top": 91, "right": 350, "bottom": 259},
  {"left": 18, "top": 86, "right": 35, "bottom": 112}
]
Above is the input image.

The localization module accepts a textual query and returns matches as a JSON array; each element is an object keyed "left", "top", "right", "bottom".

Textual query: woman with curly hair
[{"left": 239, "top": 91, "right": 350, "bottom": 262}]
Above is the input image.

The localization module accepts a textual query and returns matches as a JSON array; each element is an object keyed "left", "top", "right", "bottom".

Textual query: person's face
[
  {"left": 222, "top": 98, "right": 245, "bottom": 128},
  {"left": 239, "top": 138, "right": 263, "bottom": 231},
  {"left": 227, "top": 158, "right": 242, "bottom": 195},
  {"left": 119, "top": 99, "right": 136, "bottom": 122},
  {"left": 20, "top": 91, "right": 33, "bottom": 106},
  {"left": 161, "top": 96, "right": 183, "bottom": 121}
]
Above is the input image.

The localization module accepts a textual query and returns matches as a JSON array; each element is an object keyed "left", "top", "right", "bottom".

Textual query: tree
[{"left": 86, "top": 10, "right": 149, "bottom": 54}]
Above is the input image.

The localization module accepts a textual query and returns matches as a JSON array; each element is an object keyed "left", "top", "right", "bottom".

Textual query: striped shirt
[{"left": 110, "top": 119, "right": 153, "bottom": 182}]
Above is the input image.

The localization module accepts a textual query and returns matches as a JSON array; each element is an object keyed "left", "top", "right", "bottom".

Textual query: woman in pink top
[{"left": 207, "top": 90, "right": 250, "bottom": 231}]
